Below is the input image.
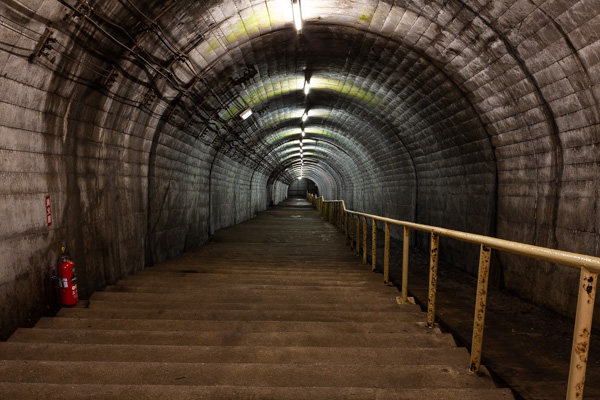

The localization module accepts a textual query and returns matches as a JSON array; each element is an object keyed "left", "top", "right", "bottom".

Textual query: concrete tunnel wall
[{"left": 0, "top": 0, "right": 599, "bottom": 340}]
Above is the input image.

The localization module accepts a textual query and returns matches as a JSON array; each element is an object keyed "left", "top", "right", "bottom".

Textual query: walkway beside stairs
[{"left": 0, "top": 198, "right": 514, "bottom": 399}]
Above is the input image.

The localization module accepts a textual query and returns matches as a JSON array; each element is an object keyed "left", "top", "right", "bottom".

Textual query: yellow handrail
[{"left": 306, "top": 193, "right": 598, "bottom": 400}]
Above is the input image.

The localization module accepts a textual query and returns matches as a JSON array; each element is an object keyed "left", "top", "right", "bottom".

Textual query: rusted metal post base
[
  {"left": 566, "top": 267, "right": 598, "bottom": 400},
  {"left": 427, "top": 233, "right": 439, "bottom": 328},
  {"left": 469, "top": 244, "right": 492, "bottom": 375}
]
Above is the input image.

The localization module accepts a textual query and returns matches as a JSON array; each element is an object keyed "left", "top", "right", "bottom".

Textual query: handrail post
[
  {"left": 469, "top": 244, "right": 492, "bottom": 375},
  {"left": 350, "top": 215, "right": 354, "bottom": 251},
  {"left": 345, "top": 212, "right": 349, "bottom": 245},
  {"left": 384, "top": 222, "right": 390, "bottom": 284},
  {"left": 362, "top": 216, "right": 367, "bottom": 264},
  {"left": 401, "top": 227, "right": 410, "bottom": 302},
  {"left": 427, "top": 233, "right": 439, "bottom": 328},
  {"left": 566, "top": 267, "right": 598, "bottom": 400},
  {"left": 330, "top": 203, "right": 334, "bottom": 223},
  {"left": 371, "top": 219, "right": 377, "bottom": 272},
  {"left": 355, "top": 215, "right": 360, "bottom": 256}
]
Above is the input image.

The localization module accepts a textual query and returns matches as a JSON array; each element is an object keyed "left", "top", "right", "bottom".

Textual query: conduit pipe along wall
[{"left": 1, "top": 0, "right": 599, "bottom": 340}]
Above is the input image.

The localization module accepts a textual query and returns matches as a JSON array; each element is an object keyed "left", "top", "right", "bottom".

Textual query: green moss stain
[
  {"left": 360, "top": 8, "right": 374, "bottom": 24},
  {"left": 202, "top": 37, "right": 221, "bottom": 56}
]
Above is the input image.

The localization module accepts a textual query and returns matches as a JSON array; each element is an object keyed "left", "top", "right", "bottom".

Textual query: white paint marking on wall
[{"left": 63, "top": 98, "right": 72, "bottom": 142}]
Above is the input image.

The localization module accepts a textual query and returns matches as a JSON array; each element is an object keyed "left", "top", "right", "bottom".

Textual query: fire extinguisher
[{"left": 57, "top": 245, "right": 78, "bottom": 307}]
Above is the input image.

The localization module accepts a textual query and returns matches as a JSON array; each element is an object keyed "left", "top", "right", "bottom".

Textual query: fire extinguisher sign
[{"left": 46, "top": 196, "right": 52, "bottom": 226}]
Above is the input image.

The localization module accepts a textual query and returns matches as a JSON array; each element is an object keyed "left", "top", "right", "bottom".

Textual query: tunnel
[{"left": 1, "top": 0, "right": 599, "bottom": 357}]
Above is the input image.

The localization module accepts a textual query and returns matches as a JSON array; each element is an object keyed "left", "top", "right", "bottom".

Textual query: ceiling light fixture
[
  {"left": 302, "top": 111, "right": 308, "bottom": 122},
  {"left": 292, "top": 0, "right": 303, "bottom": 31},
  {"left": 304, "top": 79, "right": 310, "bottom": 95},
  {"left": 240, "top": 108, "right": 253, "bottom": 120},
  {"left": 301, "top": 129, "right": 305, "bottom": 137}
]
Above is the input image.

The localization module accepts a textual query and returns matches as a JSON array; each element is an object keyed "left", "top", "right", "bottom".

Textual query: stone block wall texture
[
  {"left": 1, "top": 0, "right": 599, "bottom": 338},
  {"left": 0, "top": 0, "right": 277, "bottom": 340}
]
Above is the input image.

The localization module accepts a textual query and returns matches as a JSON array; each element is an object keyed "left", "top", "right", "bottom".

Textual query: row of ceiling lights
[
  {"left": 299, "top": 75, "right": 309, "bottom": 179},
  {"left": 239, "top": 0, "right": 309, "bottom": 181},
  {"left": 297, "top": 0, "right": 307, "bottom": 180}
]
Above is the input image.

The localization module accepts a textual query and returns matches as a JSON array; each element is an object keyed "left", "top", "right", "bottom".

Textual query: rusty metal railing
[{"left": 307, "top": 193, "right": 599, "bottom": 400}]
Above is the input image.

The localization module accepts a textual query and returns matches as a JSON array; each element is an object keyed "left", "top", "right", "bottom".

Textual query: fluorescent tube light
[
  {"left": 240, "top": 108, "right": 253, "bottom": 120},
  {"left": 292, "top": 0, "right": 302, "bottom": 31}
]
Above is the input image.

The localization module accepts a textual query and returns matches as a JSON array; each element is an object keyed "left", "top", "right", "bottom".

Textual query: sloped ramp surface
[{"left": 0, "top": 198, "right": 514, "bottom": 399}]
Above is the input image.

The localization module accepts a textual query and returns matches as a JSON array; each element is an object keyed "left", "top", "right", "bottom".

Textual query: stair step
[
  {"left": 0, "top": 360, "right": 495, "bottom": 389},
  {"left": 53, "top": 307, "right": 424, "bottom": 323},
  {"left": 89, "top": 290, "right": 397, "bottom": 304},
  {"left": 117, "top": 277, "right": 386, "bottom": 288},
  {"left": 0, "top": 383, "right": 516, "bottom": 400},
  {"left": 86, "top": 299, "right": 411, "bottom": 312},
  {"left": 102, "top": 283, "right": 398, "bottom": 294},
  {"left": 34, "top": 317, "right": 433, "bottom": 333},
  {"left": 148, "top": 263, "right": 370, "bottom": 273},
  {"left": 8, "top": 328, "right": 457, "bottom": 348},
  {"left": 0, "top": 342, "right": 468, "bottom": 365},
  {"left": 138, "top": 268, "right": 374, "bottom": 278}
]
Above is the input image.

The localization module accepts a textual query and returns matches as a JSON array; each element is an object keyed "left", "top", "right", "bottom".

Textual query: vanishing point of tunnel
[{"left": 1, "top": 0, "right": 600, "bottom": 391}]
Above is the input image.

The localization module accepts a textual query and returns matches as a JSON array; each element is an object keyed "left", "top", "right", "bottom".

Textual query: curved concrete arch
[{"left": 269, "top": 145, "right": 355, "bottom": 190}]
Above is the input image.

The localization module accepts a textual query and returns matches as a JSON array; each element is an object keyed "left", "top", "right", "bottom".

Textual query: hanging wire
[{"left": 3, "top": 0, "right": 282, "bottom": 171}]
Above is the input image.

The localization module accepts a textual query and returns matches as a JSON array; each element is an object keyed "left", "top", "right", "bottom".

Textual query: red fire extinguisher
[{"left": 57, "top": 246, "right": 78, "bottom": 307}]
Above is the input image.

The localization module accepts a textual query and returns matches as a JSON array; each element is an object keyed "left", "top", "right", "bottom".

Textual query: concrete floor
[{"left": 0, "top": 196, "right": 513, "bottom": 399}]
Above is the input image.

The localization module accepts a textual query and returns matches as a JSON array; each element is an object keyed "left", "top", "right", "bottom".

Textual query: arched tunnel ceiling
[
  {"left": 48, "top": 0, "right": 531, "bottom": 190},
  {"left": 13, "top": 0, "right": 598, "bottom": 210}
]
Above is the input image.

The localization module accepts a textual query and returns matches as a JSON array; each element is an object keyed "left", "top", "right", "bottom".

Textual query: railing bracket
[{"left": 396, "top": 296, "right": 415, "bottom": 305}]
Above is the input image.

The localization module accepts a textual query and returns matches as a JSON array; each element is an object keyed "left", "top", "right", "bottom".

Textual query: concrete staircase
[{"left": 0, "top": 199, "right": 514, "bottom": 399}]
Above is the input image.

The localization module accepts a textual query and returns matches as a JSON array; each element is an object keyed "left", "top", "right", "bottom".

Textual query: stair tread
[
  {"left": 0, "top": 360, "right": 496, "bottom": 389},
  {"left": 89, "top": 291, "right": 398, "bottom": 303},
  {"left": 0, "top": 342, "right": 469, "bottom": 365},
  {"left": 115, "top": 278, "right": 389, "bottom": 289},
  {"left": 0, "top": 383, "right": 515, "bottom": 400},
  {"left": 8, "top": 328, "right": 457, "bottom": 347},
  {"left": 102, "top": 284, "right": 399, "bottom": 294},
  {"left": 85, "top": 299, "right": 413, "bottom": 312},
  {"left": 54, "top": 307, "right": 424, "bottom": 322},
  {"left": 34, "top": 317, "right": 433, "bottom": 333}
]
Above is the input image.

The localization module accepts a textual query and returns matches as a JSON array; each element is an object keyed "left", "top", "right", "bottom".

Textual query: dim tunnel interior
[{"left": 1, "top": 0, "right": 599, "bottom": 361}]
